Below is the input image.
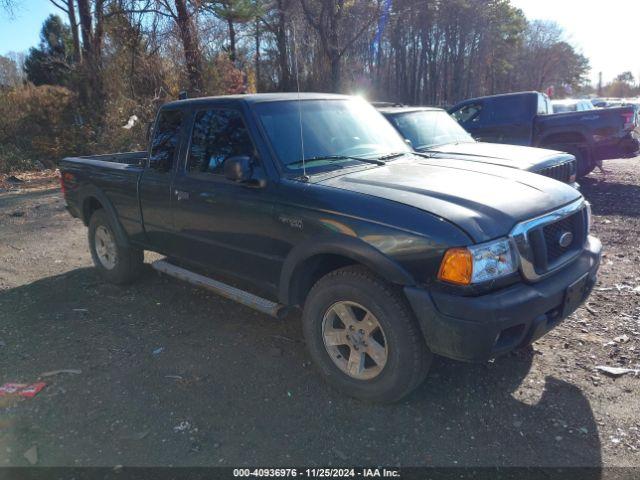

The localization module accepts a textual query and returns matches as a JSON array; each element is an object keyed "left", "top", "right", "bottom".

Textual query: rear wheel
[
  {"left": 88, "top": 210, "right": 143, "bottom": 284},
  {"left": 302, "top": 265, "right": 432, "bottom": 403}
]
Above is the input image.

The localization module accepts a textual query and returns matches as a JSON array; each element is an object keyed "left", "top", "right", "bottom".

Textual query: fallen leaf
[
  {"left": 595, "top": 366, "right": 640, "bottom": 377},
  {"left": 23, "top": 446, "right": 38, "bottom": 465}
]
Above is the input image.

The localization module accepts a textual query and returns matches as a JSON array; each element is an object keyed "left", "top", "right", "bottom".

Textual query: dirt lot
[{"left": 0, "top": 159, "right": 639, "bottom": 469}]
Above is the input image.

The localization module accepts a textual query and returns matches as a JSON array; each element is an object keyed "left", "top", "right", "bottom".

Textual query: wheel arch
[
  {"left": 278, "top": 236, "right": 416, "bottom": 307},
  {"left": 80, "top": 187, "right": 130, "bottom": 247}
]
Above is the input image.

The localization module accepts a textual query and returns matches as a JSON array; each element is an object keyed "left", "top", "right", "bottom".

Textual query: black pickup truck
[
  {"left": 60, "top": 93, "right": 601, "bottom": 402},
  {"left": 448, "top": 91, "right": 640, "bottom": 176},
  {"left": 378, "top": 106, "right": 577, "bottom": 186}
]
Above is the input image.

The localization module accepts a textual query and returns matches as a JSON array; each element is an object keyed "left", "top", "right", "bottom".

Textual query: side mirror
[{"left": 224, "top": 155, "right": 253, "bottom": 183}]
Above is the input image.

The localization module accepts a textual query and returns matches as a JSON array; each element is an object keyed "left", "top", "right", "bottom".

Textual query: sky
[
  {"left": 0, "top": 0, "right": 60, "bottom": 55},
  {"left": 510, "top": 0, "right": 640, "bottom": 85},
  {"left": 1, "top": 0, "right": 639, "bottom": 85}
]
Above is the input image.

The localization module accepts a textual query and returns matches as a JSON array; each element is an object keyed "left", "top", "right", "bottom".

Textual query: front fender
[{"left": 278, "top": 234, "right": 416, "bottom": 305}]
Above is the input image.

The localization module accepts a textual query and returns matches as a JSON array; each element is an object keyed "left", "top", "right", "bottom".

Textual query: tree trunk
[
  {"left": 329, "top": 54, "right": 341, "bottom": 92},
  {"left": 174, "top": 0, "right": 203, "bottom": 94},
  {"left": 227, "top": 17, "right": 237, "bottom": 63},
  {"left": 275, "top": 3, "right": 291, "bottom": 91},
  {"left": 254, "top": 19, "right": 260, "bottom": 92},
  {"left": 76, "top": 0, "right": 104, "bottom": 116},
  {"left": 66, "top": 0, "right": 81, "bottom": 63}
]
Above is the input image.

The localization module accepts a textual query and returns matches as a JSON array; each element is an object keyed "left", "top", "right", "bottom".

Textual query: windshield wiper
[
  {"left": 375, "top": 152, "right": 408, "bottom": 161},
  {"left": 287, "top": 155, "right": 386, "bottom": 168},
  {"left": 417, "top": 140, "right": 475, "bottom": 150}
]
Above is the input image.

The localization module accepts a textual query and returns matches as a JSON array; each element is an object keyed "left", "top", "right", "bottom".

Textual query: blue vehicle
[{"left": 449, "top": 91, "right": 640, "bottom": 176}]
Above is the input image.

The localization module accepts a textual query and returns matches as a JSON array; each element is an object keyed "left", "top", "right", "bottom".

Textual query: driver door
[{"left": 171, "top": 107, "right": 280, "bottom": 290}]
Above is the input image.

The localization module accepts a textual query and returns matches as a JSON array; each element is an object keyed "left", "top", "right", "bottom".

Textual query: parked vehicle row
[
  {"left": 378, "top": 106, "right": 577, "bottom": 186},
  {"left": 591, "top": 97, "right": 640, "bottom": 109},
  {"left": 448, "top": 91, "right": 640, "bottom": 176},
  {"left": 60, "top": 93, "right": 601, "bottom": 403}
]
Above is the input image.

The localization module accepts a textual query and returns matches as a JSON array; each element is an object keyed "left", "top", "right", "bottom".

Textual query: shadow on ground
[
  {"left": 580, "top": 177, "right": 640, "bottom": 217},
  {"left": 0, "top": 267, "right": 602, "bottom": 470}
]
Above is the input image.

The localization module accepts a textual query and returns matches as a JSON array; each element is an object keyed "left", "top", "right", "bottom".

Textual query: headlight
[
  {"left": 585, "top": 201, "right": 592, "bottom": 234},
  {"left": 438, "top": 238, "right": 518, "bottom": 285}
]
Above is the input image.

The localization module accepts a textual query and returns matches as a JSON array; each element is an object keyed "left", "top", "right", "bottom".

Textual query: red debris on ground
[{"left": 0, "top": 382, "right": 46, "bottom": 398}]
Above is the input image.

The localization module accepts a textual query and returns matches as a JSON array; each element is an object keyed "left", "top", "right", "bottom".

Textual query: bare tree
[
  {"left": 300, "top": 0, "right": 380, "bottom": 91},
  {"left": 48, "top": 0, "right": 82, "bottom": 62},
  {"left": 259, "top": 0, "right": 294, "bottom": 90},
  {"left": 110, "top": 0, "right": 204, "bottom": 93}
]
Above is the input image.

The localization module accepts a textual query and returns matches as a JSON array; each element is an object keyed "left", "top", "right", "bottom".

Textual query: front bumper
[{"left": 405, "top": 236, "right": 602, "bottom": 362}]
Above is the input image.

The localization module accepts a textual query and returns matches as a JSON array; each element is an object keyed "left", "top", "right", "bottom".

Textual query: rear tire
[
  {"left": 88, "top": 209, "right": 143, "bottom": 284},
  {"left": 302, "top": 265, "right": 432, "bottom": 403}
]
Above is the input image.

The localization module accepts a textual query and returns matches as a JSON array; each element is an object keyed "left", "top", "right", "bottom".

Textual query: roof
[
  {"left": 162, "top": 92, "right": 351, "bottom": 108},
  {"left": 454, "top": 91, "right": 540, "bottom": 103},
  {"left": 377, "top": 106, "right": 444, "bottom": 115}
]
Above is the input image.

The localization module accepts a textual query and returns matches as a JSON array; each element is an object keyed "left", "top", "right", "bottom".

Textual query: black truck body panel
[
  {"left": 406, "top": 236, "right": 600, "bottom": 361},
  {"left": 60, "top": 93, "right": 601, "bottom": 362}
]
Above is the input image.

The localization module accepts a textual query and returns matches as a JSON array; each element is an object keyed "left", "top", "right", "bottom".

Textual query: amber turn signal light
[{"left": 438, "top": 248, "right": 473, "bottom": 286}]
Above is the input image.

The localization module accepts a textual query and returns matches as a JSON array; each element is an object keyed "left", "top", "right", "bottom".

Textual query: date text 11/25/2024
[{"left": 233, "top": 468, "right": 401, "bottom": 478}]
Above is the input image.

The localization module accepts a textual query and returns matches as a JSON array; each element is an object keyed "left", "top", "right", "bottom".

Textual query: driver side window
[
  {"left": 451, "top": 103, "right": 483, "bottom": 125},
  {"left": 188, "top": 109, "right": 254, "bottom": 175}
]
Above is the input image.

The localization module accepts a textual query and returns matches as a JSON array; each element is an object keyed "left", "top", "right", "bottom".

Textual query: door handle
[{"left": 174, "top": 189, "right": 190, "bottom": 201}]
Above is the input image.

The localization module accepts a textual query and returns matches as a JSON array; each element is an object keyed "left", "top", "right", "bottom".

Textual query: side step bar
[{"left": 151, "top": 259, "right": 284, "bottom": 318}]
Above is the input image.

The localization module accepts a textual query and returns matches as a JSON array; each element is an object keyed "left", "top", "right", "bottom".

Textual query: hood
[
  {"left": 318, "top": 155, "right": 581, "bottom": 242},
  {"left": 425, "top": 142, "right": 572, "bottom": 171}
]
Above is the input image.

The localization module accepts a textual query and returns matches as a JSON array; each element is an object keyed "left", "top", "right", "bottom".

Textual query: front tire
[
  {"left": 88, "top": 209, "right": 143, "bottom": 284},
  {"left": 302, "top": 266, "right": 432, "bottom": 403}
]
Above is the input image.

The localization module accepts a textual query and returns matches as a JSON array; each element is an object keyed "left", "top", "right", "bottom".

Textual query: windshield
[
  {"left": 388, "top": 110, "right": 474, "bottom": 150},
  {"left": 253, "top": 99, "right": 410, "bottom": 173}
]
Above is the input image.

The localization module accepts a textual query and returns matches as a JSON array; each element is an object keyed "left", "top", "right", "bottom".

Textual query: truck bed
[
  {"left": 535, "top": 107, "right": 640, "bottom": 161},
  {"left": 59, "top": 152, "right": 146, "bottom": 240},
  {"left": 63, "top": 151, "right": 147, "bottom": 167}
]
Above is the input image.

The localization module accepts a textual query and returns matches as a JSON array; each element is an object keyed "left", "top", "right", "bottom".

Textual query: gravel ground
[{"left": 0, "top": 159, "right": 638, "bottom": 469}]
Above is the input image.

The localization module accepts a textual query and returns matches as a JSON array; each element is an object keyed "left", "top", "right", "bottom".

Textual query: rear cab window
[
  {"left": 149, "top": 109, "right": 184, "bottom": 173},
  {"left": 537, "top": 94, "right": 551, "bottom": 115}
]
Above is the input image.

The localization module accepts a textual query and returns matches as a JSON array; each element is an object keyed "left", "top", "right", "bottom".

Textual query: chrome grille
[
  {"left": 534, "top": 160, "right": 576, "bottom": 184},
  {"left": 542, "top": 212, "right": 582, "bottom": 263},
  {"left": 510, "top": 199, "right": 589, "bottom": 281}
]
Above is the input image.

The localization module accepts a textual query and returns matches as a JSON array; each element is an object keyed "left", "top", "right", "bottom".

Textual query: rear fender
[{"left": 78, "top": 186, "right": 130, "bottom": 248}]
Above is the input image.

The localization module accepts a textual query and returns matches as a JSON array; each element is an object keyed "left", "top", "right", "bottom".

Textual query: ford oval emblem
[{"left": 558, "top": 231, "right": 574, "bottom": 248}]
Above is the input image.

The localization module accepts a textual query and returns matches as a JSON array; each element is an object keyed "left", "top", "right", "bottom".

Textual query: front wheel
[
  {"left": 88, "top": 210, "right": 143, "bottom": 284},
  {"left": 302, "top": 266, "right": 432, "bottom": 403}
]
